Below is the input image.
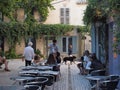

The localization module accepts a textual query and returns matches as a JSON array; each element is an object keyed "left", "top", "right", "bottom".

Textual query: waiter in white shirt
[{"left": 22, "top": 42, "right": 35, "bottom": 66}]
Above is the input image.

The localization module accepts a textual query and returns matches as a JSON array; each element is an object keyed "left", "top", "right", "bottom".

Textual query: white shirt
[
  {"left": 83, "top": 55, "right": 91, "bottom": 69},
  {"left": 23, "top": 46, "right": 35, "bottom": 61},
  {"left": 85, "top": 61, "right": 91, "bottom": 69}
]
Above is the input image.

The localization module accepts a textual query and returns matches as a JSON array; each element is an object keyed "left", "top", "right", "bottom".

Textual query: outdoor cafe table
[
  {"left": 19, "top": 70, "right": 60, "bottom": 76},
  {"left": 11, "top": 76, "right": 48, "bottom": 85},
  {"left": 10, "top": 76, "right": 38, "bottom": 85},
  {"left": 0, "top": 85, "right": 42, "bottom": 90},
  {"left": 0, "top": 85, "right": 25, "bottom": 90},
  {"left": 20, "top": 65, "right": 53, "bottom": 71},
  {"left": 86, "top": 76, "right": 109, "bottom": 90}
]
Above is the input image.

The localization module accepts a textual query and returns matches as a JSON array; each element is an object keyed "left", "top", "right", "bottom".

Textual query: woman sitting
[
  {"left": 45, "top": 53, "right": 60, "bottom": 71},
  {"left": 0, "top": 47, "right": 10, "bottom": 71},
  {"left": 32, "top": 55, "right": 41, "bottom": 66},
  {"left": 45, "top": 53, "right": 57, "bottom": 66},
  {"left": 90, "top": 53, "right": 104, "bottom": 70}
]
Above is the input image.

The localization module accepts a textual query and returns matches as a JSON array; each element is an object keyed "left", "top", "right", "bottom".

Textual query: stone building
[{"left": 1, "top": 0, "right": 91, "bottom": 58}]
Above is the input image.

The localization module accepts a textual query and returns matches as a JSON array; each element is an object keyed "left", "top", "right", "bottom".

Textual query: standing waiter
[{"left": 22, "top": 42, "right": 35, "bottom": 66}]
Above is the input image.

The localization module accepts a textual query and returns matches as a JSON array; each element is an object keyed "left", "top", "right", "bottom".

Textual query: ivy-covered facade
[{"left": 83, "top": 0, "right": 120, "bottom": 88}]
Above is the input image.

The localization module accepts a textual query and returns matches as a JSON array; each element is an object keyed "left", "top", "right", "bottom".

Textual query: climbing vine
[{"left": 83, "top": 0, "right": 120, "bottom": 53}]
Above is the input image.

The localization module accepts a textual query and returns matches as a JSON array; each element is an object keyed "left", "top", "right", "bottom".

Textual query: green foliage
[
  {"left": 0, "top": 0, "right": 20, "bottom": 20},
  {"left": 84, "top": 0, "right": 120, "bottom": 53},
  {"left": 0, "top": 0, "right": 88, "bottom": 58},
  {"left": 18, "top": 0, "right": 54, "bottom": 22},
  {"left": 108, "top": 0, "right": 120, "bottom": 11},
  {"left": 83, "top": 0, "right": 109, "bottom": 25},
  {"left": 5, "top": 48, "right": 17, "bottom": 59},
  {"left": 35, "top": 49, "right": 44, "bottom": 58},
  {"left": 0, "top": 22, "right": 74, "bottom": 50}
]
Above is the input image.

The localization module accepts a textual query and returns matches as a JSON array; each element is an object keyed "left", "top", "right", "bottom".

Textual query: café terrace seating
[
  {"left": 89, "top": 75, "right": 120, "bottom": 90},
  {"left": 10, "top": 64, "right": 61, "bottom": 90},
  {"left": 90, "top": 69, "right": 106, "bottom": 76},
  {"left": 99, "top": 79, "right": 119, "bottom": 90},
  {"left": 85, "top": 68, "right": 120, "bottom": 90}
]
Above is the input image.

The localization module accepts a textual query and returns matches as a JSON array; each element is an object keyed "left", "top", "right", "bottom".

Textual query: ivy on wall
[
  {"left": 83, "top": 0, "right": 120, "bottom": 53},
  {"left": 0, "top": 22, "right": 74, "bottom": 46}
]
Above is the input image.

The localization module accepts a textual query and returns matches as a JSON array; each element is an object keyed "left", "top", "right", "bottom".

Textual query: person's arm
[
  {"left": 48, "top": 44, "right": 51, "bottom": 49},
  {"left": 22, "top": 49, "right": 25, "bottom": 61},
  {"left": 22, "top": 55, "right": 24, "bottom": 61}
]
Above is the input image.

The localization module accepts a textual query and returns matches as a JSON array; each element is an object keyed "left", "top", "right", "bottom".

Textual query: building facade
[
  {"left": 0, "top": 0, "right": 91, "bottom": 59},
  {"left": 44, "top": 0, "right": 91, "bottom": 57}
]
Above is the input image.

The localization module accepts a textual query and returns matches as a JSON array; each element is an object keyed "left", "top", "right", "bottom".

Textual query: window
[
  {"left": 76, "top": 0, "right": 88, "bottom": 4},
  {"left": 63, "top": 38, "right": 66, "bottom": 52},
  {"left": 60, "top": 8, "right": 69, "bottom": 24},
  {"left": 62, "top": 36, "right": 77, "bottom": 53}
]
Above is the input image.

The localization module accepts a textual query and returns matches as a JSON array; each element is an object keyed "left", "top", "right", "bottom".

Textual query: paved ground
[
  {"left": 0, "top": 59, "right": 25, "bottom": 85},
  {"left": 0, "top": 59, "right": 91, "bottom": 90}
]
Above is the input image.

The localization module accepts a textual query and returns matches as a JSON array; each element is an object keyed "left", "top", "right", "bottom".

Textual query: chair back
[
  {"left": 109, "top": 75, "right": 119, "bottom": 80},
  {"left": 100, "top": 79, "right": 119, "bottom": 90},
  {"left": 90, "top": 69, "right": 106, "bottom": 76}
]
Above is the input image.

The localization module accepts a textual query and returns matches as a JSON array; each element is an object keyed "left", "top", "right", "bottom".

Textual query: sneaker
[{"left": 4, "top": 68, "right": 10, "bottom": 72}]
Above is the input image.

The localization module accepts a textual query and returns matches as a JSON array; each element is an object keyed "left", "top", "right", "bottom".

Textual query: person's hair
[
  {"left": 28, "top": 42, "right": 33, "bottom": 46},
  {"left": 46, "top": 54, "right": 56, "bottom": 64},
  {"left": 34, "top": 55, "right": 40, "bottom": 60},
  {"left": 81, "top": 56, "right": 84, "bottom": 61},
  {"left": 84, "top": 50, "right": 90, "bottom": 56},
  {"left": 91, "top": 53, "right": 98, "bottom": 60},
  {"left": 53, "top": 39, "right": 57, "bottom": 43},
  {"left": 56, "top": 52, "right": 60, "bottom": 57}
]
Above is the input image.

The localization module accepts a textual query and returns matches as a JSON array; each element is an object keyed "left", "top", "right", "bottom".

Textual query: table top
[
  {"left": 21, "top": 65, "right": 53, "bottom": 70},
  {"left": 19, "top": 70, "right": 59, "bottom": 75},
  {"left": 0, "top": 85, "right": 25, "bottom": 90},
  {"left": 86, "top": 76, "right": 109, "bottom": 81},
  {"left": 11, "top": 76, "right": 47, "bottom": 81}
]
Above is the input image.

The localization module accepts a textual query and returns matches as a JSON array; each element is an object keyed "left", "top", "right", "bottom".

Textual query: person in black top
[
  {"left": 77, "top": 56, "right": 85, "bottom": 75},
  {"left": 89, "top": 53, "right": 104, "bottom": 70}
]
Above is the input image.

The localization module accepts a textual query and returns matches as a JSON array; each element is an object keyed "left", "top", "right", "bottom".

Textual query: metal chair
[
  {"left": 108, "top": 75, "right": 120, "bottom": 80},
  {"left": 99, "top": 79, "right": 119, "bottom": 90},
  {"left": 90, "top": 69, "right": 106, "bottom": 76},
  {"left": 20, "top": 73, "right": 55, "bottom": 86},
  {"left": 24, "top": 85, "right": 41, "bottom": 90}
]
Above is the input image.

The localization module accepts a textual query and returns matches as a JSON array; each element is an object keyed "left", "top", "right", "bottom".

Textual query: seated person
[
  {"left": 77, "top": 56, "right": 85, "bottom": 75},
  {"left": 45, "top": 53, "right": 57, "bottom": 66},
  {"left": 55, "top": 52, "right": 61, "bottom": 71},
  {"left": 56, "top": 52, "right": 61, "bottom": 64},
  {"left": 0, "top": 56, "right": 10, "bottom": 71},
  {"left": 45, "top": 53, "right": 60, "bottom": 71},
  {"left": 32, "top": 55, "right": 41, "bottom": 66},
  {"left": 90, "top": 53, "right": 104, "bottom": 70}
]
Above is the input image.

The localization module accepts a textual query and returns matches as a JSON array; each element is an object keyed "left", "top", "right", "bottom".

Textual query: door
[
  {"left": 97, "top": 24, "right": 109, "bottom": 65},
  {"left": 62, "top": 36, "right": 77, "bottom": 54}
]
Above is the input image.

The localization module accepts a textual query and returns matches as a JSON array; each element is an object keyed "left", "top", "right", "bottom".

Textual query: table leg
[{"left": 96, "top": 80, "right": 100, "bottom": 90}]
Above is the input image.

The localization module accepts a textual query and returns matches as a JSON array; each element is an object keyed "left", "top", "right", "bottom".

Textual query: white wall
[{"left": 44, "top": 0, "right": 87, "bottom": 26}]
